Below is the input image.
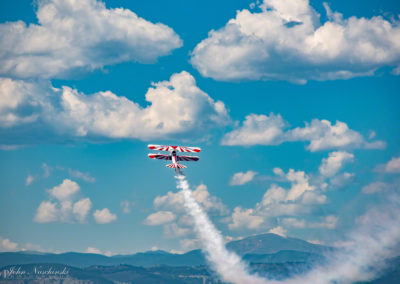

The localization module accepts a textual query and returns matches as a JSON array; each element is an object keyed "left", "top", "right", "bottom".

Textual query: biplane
[{"left": 148, "top": 144, "right": 200, "bottom": 177}]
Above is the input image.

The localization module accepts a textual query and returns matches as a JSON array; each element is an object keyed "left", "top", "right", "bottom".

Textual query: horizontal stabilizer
[{"left": 166, "top": 163, "right": 187, "bottom": 169}]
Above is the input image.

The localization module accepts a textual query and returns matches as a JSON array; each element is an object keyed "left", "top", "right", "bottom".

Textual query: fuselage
[{"left": 171, "top": 150, "right": 178, "bottom": 165}]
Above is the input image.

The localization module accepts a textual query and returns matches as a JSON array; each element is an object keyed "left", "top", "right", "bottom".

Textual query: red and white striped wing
[
  {"left": 148, "top": 154, "right": 171, "bottom": 160},
  {"left": 148, "top": 144, "right": 201, "bottom": 153},
  {"left": 177, "top": 156, "right": 199, "bottom": 162},
  {"left": 177, "top": 146, "right": 201, "bottom": 153}
]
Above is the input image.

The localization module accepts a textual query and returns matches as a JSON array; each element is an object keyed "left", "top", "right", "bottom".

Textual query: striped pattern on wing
[
  {"left": 177, "top": 156, "right": 199, "bottom": 162},
  {"left": 148, "top": 154, "right": 171, "bottom": 160},
  {"left": 148, "top": 144, "right": 201, "bottom": 153}
]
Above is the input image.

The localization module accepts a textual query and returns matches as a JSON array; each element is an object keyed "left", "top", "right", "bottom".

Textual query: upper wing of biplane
[
  {"left": 148, "top": 154, "right": 172, "bottom": 160},
  {"left": 148, "top": 145, "right": 201, "bottom": 153},
  {"left": 177, "top": 156, "right": 200, "bottom": 162}
]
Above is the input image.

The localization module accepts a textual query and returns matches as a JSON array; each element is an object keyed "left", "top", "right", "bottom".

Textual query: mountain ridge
[{"left": 0, "top": 233, "right": 334, "bottom": 268}]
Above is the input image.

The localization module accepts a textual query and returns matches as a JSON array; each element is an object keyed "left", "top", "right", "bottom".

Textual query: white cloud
[
  {"left": 273, "top": 167, "right": 285, "bottom": 176},
  {"left": 154, "top": 183, "right": 228, "bottom": 216},
  {"left": 281, "top": 217, "right": 306, "bottom": 228},
  {"left": 362, "top": 181, "right": 391, "bottom": 194},
  {"left": 329, "top": 172, "right": 355, "bottom": 188},
  {"left": 0, "top": 0, "right": 182, "bottom": 79},
  {"left": 34, "top": 201, "right": 58, "bottom": 223},
  {"left": 85, "top": 246, "right": 113, "bottom": 256},
  {"left": 268, "top": 226, "right": 287, "bottom": 237},
  {"left": 227, "top": 168, "right": 328, "bottom": 232},
  {"left": 229, "top": 170, "right": 258, "bottom": 186},
  {"left": 93, "top": 208, "right": 117, "bottom": 224},
  {"left": 222, "top": 113, "right": 385, "bottom": 151},
  {"left": 25, "top": 174, "right": 34, "bottom": 186},
  {"left": 285, "top": 169, "right": 316, "bottom": 201},
  {"left": 144, "top": 211, "right": 176, "bottom": 226},
  {"left": 73, "top": 198, "right": 92, "bottom": 223},
  {"left": 85, "top": 246, "right": 102, "bottom": 254},
  {"left": 146, "top": 183, "right": 228, "bottom": 238},
  {"left": 0, "top": 72, "right": 229, "bottom": 145},
  {"left": 228, "top": 207, "right": 265, "bottom": 230},
  {"left": 288, "top": 119, "right": 385, "bottom": 151},
  {"left": 48, "top": 179, "right": 80, "bottom": 201},
  {"left": 0, "top": 236, "right": 19, "bottom": 251},
  {"left": 384, "top": 156, "right": 400, "bottom": 173},
  {"left": 191, "top": 0, "right": 400, "bottom": 83},
  {"left": 319, "top": 151, "right": 354, "bottom": 177},
  {"left": 222, "top": 113, "right": 286, "bottom": 146},
  {"left": 34, "top": 179, "right": 92, "bottom": 223},
  {"left": 163, "top": 223, "right": 191, "bottom": 238}
]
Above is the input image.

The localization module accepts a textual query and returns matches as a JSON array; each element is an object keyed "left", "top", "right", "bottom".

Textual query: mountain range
[
  {"left": 0, "top": 233, "right": 333, "bottom": 268},
  {"left": 0, "top": 233, "right": 398, "bottom": 283}
]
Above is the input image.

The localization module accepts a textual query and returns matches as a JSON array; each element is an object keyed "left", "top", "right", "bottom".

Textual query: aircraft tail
[{"left": 166, "top": 163, "right": 187, "bottom": 169}]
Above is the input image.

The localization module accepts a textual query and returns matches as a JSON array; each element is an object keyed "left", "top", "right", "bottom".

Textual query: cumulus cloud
[
  {"left": 73, "top": 198, "right": 92, "bottom": 223},
  {"left": 0, "top": 236, "right": 19, "bottom": 252},
  {"left": 319, "top": 151, "right": 354, "bottom": 177},
  {"left": 228, "top": 207, "right": 265, "bottom": 230},
  {"left": 34, "top": 201, "right": 59, "bottom": 223},
  {"left": 153, "top": 183, "right": 228, "bottom": 216},
  {"left": 0, "top": 0, "right": 182, "bottom": 79},
  {"left": 221, "top": 113, "right": 385, "bottom": 151},
  {"left": 93, "top": 208, "right": 117, "bottom": 224},
  {"left": 383, "top": 156, "right": 400, "bottom": 173},
  {"left": 229, "top": 170, "right": 258, "bottom": 186},
  {"left": 0, "top": 72, "right": 229, "bottom": 145},
  {"left": 34, "top": 179, "right": 92, "bottom": 223},
  {"left": 191, "top": 0, "right": 400, "bottom": 83},
  {"left": 145, "top": 183, "right": 228, "bottom": 239},
  {"left": 222, "top": 113, "right": 286, "bottom": 146},
  {"left": 228, "top": 168, "right": 327, "bottom": 231},
  {"left": 144, "top": 211, "right": 176, "bottom": 226},
  {"left": 48, "top": 179, "right": 80, "bottom": 201}
]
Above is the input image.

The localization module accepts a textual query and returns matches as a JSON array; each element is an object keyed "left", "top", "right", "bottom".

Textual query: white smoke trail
[
  {"left": 177, "top": 176, "right": 400, "bottom": 284},
  {"left": 177, "top": 177, "right": 271, "bottom": 284},
  {"left": 286, "top": 193, "right": 400, "bottom": 284}
]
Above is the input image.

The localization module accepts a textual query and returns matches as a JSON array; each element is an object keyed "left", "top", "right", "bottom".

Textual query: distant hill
[
  {"left": 226, "top": 233, "right": 332, "bottom": 255},
  {"left": 0, "top": 233, "right": 333, "bottom": 268}
]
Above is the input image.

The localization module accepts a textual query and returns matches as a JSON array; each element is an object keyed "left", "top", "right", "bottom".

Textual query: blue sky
[{"left": 0, "top": 0, "right": 399, "bottom": 254}]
